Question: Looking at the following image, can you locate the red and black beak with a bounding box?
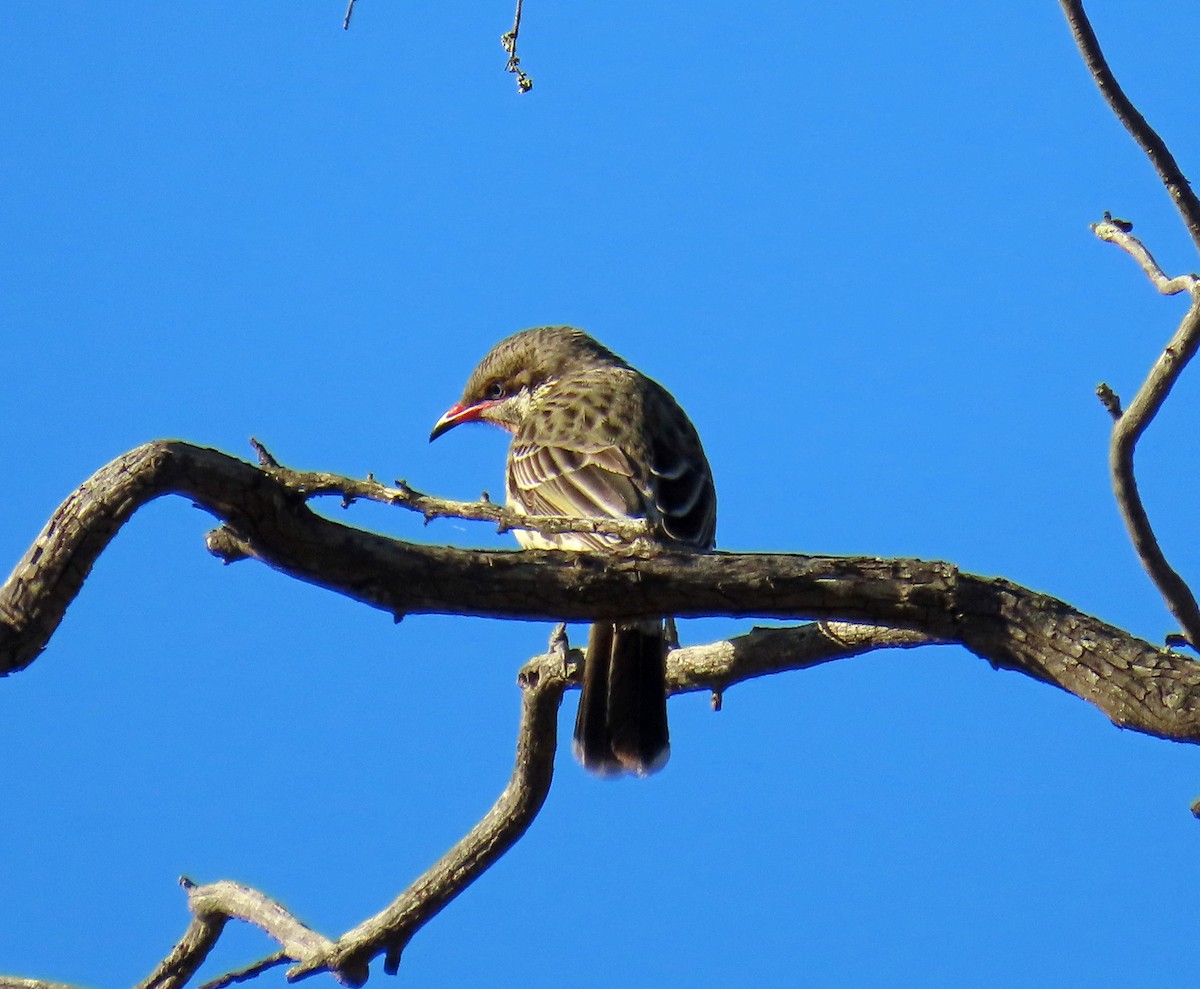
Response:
[429,401,488,442]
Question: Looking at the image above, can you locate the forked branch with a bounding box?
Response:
[1092,220,1200,647]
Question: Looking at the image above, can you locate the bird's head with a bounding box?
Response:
[430,326,625,441]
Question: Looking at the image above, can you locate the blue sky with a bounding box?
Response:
[4,2,1200,986]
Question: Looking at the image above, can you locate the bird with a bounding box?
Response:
[429,326,716,777]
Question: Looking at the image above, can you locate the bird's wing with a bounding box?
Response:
[506,370,716,552]
[644,386,717,550]
[507,440,645,550]
[648,432,716,549]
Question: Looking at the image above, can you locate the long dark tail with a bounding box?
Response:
[572,619,670,777]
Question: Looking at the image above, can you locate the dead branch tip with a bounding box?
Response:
[249,438,280,469]
[1096,382,1123,419]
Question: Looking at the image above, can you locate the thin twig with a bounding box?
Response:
[246,439,652,543]
[197,954,290,989]
[342,0,357,31]
[500,0,533,93]
[1060,0,1200,253]
[1092,220,1200,647]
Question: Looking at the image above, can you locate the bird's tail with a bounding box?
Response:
[573,619,670,777]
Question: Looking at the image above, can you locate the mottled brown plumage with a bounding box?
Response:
[431,326,716,775]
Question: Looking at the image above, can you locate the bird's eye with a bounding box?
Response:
[485,381,506,400]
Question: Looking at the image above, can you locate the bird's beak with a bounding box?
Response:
[430,401,485,442]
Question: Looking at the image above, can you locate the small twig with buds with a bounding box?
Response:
[500,0,533,93]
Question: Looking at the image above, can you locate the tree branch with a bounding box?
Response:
[197,953,290,989]
[245,441,652,544]
[1092,219,1200,648]
[1,441,1197,744]
[1060,0,1200,252]
[500,0,533,93]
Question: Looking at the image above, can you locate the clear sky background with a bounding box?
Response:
[4,2,1200,986]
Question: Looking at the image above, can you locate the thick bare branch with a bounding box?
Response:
[2,441,1196,742]
[1092,220,1200,647]
[1060,0,1200,251]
